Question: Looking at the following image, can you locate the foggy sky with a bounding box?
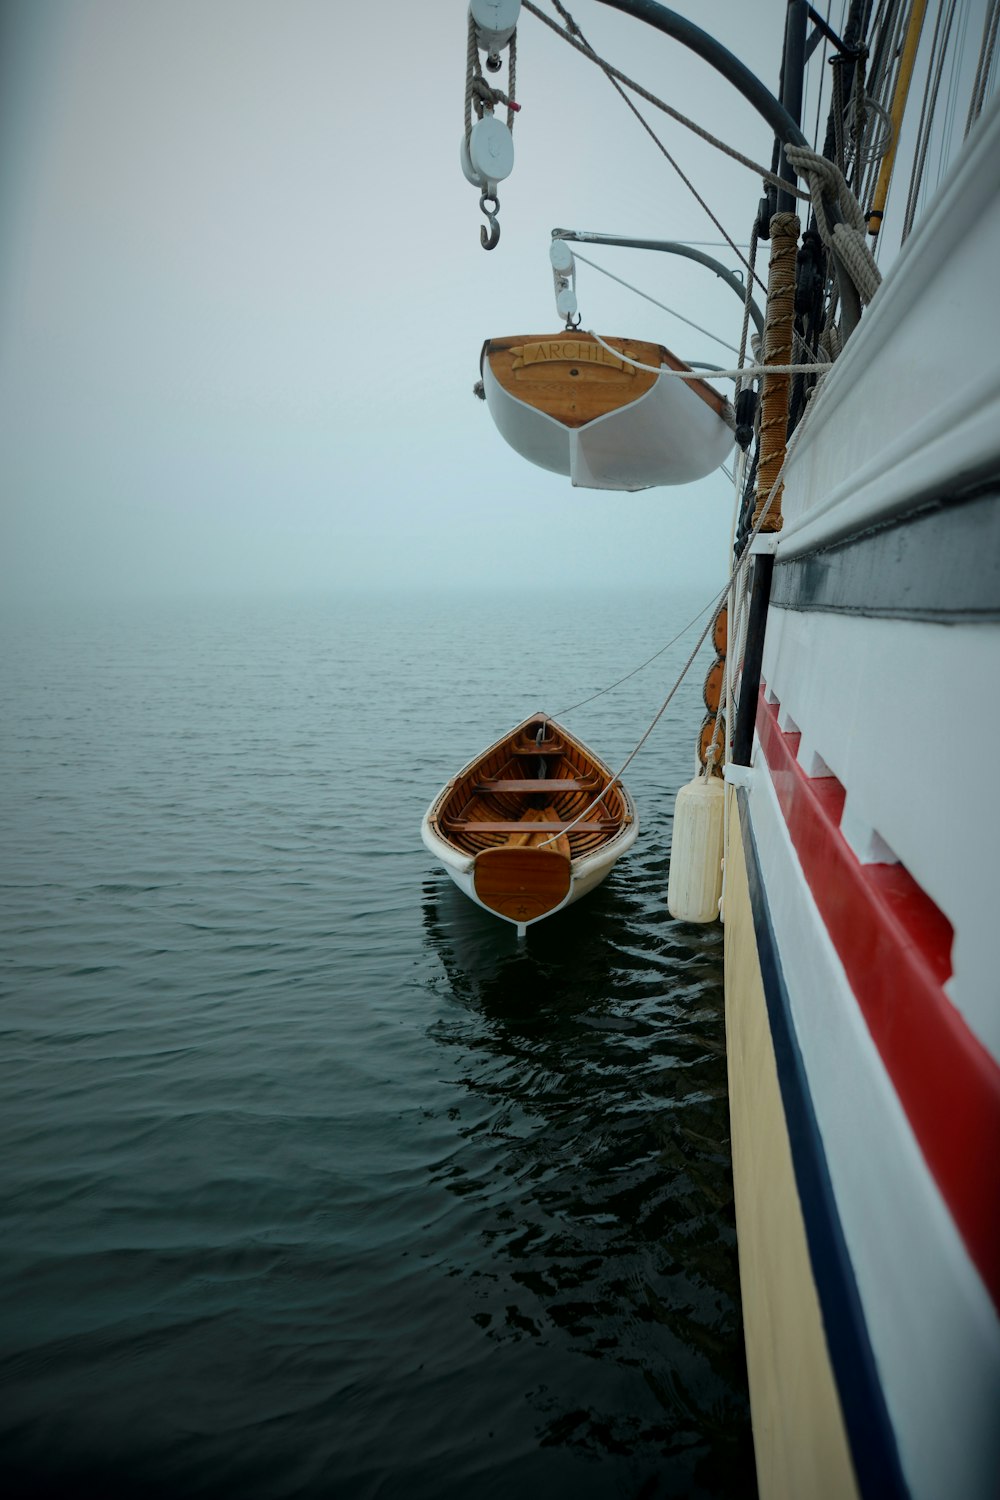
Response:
[0,1,982,604]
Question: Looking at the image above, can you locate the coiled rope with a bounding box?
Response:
[785,144,882,305]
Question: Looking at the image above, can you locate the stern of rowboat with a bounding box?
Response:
[473,845,572,928]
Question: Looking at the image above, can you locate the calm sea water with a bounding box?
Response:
[0,587,755,1500]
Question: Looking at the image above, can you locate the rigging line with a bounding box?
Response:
[538,549,750,844]
[735,226,760,399]
[525,0,812,202]
[902,0,959,240]
[538,382,827,848]
[569,249,741,354]
[586,329,832,380]
[985,1,1000,104]
[523,1,808,290]
[966,0,1000,133]
[811,0,835,150]
[934,0,966,188]
[537,0,770,296]
[937,0,971,177]
[857,0,896,220]
[553,595,718,718]
[539,573,734,843]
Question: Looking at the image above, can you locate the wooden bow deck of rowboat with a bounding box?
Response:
[421,712,638,934]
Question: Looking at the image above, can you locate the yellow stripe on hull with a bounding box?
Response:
[723,786,859,1500]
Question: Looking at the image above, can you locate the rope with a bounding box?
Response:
[508,26,517,131]
[785,143,882,304]
[858,0,908,226]
[465,14,477,148]
[553,596,718,718]
[536,391,823,849]
[830,220,882,302]
[901,0,959,241]
[568,249,741,355]
[537,579,734,843]
[537,1,770,297]
[965,0,1000,135]
[721,562,752,782]
[831,48,847,174]
[754,212,799,531]
[734,227,759,400]
[465,10,519,146]
[585,330,832,381]
[525,0,811,201]
[523,0,810,297]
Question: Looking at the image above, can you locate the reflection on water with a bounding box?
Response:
[422,865,755,1497]
[1,589,754,1499]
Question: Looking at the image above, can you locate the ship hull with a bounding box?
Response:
[723,95,1000,1500]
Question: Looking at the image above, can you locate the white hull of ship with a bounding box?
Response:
[723,95,1000,1500]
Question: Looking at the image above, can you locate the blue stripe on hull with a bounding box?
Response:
[736,788,910,1500]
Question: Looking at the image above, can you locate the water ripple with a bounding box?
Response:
[1,590,753,1500]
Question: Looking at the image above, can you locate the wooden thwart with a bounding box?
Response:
[474,778,598,793]
[445,818,618,833]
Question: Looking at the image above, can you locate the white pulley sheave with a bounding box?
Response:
[463,0,520,247]
[460,112,515,196]
[550,239,578,323]
[469,0,520,54]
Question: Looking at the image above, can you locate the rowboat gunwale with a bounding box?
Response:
[421,711,639,932]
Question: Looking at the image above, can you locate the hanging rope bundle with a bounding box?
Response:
[463,9,520,249]
[465,11,519,144]
[785,143,882,305]
[752,211,800,533]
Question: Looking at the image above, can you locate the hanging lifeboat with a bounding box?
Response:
[481,332,734,491]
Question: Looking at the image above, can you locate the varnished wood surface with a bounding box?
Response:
[486,333,658,428]
[474,778,598,794]
[504,804,570,858]
[444,819,618,834]
[474,845,572,924]
[485,332,728,425]
[429,713,633,863]
[703,658,725,715]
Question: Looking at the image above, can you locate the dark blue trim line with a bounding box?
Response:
[770,480,1000,622]
[737,789,911,1500]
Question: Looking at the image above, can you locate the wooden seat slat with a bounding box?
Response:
[445,818,619,834]
[473,778,597,793]
[511,743,565,756]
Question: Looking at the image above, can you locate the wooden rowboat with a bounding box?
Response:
[480,332,734,490]
[421,712,638,936]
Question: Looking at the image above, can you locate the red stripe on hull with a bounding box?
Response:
[756,688,1000,1311]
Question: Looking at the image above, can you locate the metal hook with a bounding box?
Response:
[479,192,500,251]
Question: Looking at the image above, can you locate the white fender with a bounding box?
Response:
[667,774,724,923]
